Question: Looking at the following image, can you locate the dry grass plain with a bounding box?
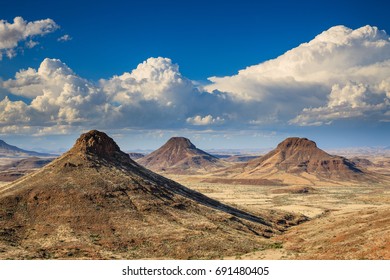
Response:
[167,169,390,260]
[1,154,389,260]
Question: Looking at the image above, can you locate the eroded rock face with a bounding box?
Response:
[69,130,128,161]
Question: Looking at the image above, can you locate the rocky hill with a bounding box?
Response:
[0,130,306,259]
[213,137,375,185]
[137,137,228,174]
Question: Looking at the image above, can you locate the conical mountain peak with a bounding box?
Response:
[68,130,126,161]
[137,136,227,174]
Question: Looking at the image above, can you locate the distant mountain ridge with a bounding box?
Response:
[128,152,145,160]
[0,139,50,157]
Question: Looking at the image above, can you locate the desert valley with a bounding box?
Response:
[0,130,389,260]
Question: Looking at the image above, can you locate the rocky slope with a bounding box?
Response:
[213,137,375,185]
[137,137,228,174]
[0,130,306,259]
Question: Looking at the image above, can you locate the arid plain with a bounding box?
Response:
[169,176,390,259]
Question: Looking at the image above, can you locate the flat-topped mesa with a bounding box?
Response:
[68,130,130,163]
[273,137,325,162]
[165,137,197,150]
[276,137,318,150]
[215,136,372,184]
[269,137,362,175]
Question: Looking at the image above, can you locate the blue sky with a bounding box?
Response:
[0,0,390,151]
[2,0,389,81]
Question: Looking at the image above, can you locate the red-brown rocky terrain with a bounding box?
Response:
[212,137,378,185]
[0,130,306,259]
[137,137,228,174]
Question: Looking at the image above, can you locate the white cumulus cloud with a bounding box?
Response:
[0,16,59,59]
[186,115,225,125]
[100,57,232,128]
[206,25,390,125]
[57,34,72,42]
[1,58,114,131]
[290,81,390,125]
[101,57,195,106]
[1,25,390,135]
[1,57,231,133]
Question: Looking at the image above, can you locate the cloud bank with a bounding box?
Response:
[0,25,389,135]
[0,17,59,59]
[206,25,390,126]
[0,57,230,134]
